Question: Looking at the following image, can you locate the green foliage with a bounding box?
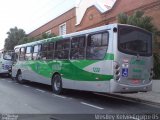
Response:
[4,26,57,50]
[4,27,26,50]
[41,33,57,39]
[117,10,160,79]
[18,33,57,45]
[153,53,160,79]
[117,13,128,24]
[17,37,34,45]
[118,11,157,32]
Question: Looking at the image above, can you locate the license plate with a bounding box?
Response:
[131,79,140,84]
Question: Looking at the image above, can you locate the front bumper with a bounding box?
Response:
[0,70,10,74]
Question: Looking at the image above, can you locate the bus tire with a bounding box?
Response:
[52,74,63,94]
[16,71,24,84]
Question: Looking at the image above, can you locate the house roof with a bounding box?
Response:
[75,0,116,25]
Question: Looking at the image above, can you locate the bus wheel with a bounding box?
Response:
[16,71,24,84]
[52,74,63,94]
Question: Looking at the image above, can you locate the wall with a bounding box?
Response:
[28,0,160,39]
[28,8,76,38]
[76,6,104,31]
[77,0,160,31]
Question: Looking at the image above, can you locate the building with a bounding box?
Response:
[28,0,160,39]
[28,0,116,38]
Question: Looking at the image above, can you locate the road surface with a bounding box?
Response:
[0,77,159,120]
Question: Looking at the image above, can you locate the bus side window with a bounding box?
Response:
[33,45,41,60]
[86,32,109,60]
[47,42,54,59]
[19,47,26,61]
[14,48,20,61]
[55,39,70,59]
[25,46,32,61]
[41,43,48,60]
[70,36,85,59]
[41,42,54,60]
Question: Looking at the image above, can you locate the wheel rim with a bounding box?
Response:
[54,76,61,91]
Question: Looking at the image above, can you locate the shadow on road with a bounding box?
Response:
[12,79,142,113]
[0,77,160,114]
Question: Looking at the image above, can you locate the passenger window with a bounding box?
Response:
[14,48,20,61]
[41,43,48,60]
[86,32,109,59]
[102,33,108,45]
[41,42,55,60]
[33,45,41,60]
[55,39,70,59]
[48,42,54,59]
[25,46,32,60]
[70,36,85,59]
[33,45,39,53]
[19,47,26,61]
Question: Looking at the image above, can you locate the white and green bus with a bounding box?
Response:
[11,24,153,94]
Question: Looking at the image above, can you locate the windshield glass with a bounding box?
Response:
[118,25,152,56]
[3,51,12,60]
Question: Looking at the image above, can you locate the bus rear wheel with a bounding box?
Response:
[16,71,24,84]
[52,74,63,94]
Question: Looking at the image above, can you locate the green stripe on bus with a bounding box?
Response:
[105,53,114,60]
[70,53,114,69]
[16,53,114,81]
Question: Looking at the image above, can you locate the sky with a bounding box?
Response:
[0,0,76,50]
[0,0,115,50]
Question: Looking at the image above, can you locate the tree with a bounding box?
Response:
[41,33,57,39]
[18,37,30,45]
[20,33,57,44]
[117,11,160,78]
[4,27,57,50]
[118,11,157,32]
[4,27,26,50]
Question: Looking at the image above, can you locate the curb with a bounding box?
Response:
[110,93,160,107]
[97,93,160,107]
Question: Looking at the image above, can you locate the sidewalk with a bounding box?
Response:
[111,80,160,106]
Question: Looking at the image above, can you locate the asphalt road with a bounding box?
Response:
[0,77,160,120]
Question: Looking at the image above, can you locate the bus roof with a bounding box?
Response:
[14,23,150,49]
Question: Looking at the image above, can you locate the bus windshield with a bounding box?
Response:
[3,52,12,60]
[118,25,152,56]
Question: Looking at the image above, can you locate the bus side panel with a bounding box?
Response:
[74,80,110,92]
[72,29,114,93]
[62,60,113,92]
[23,60,51,85]
[24,70,51,85]
[12,60,51,85]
